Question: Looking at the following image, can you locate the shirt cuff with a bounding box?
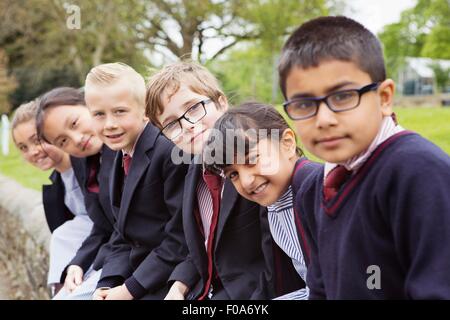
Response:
[124,276,147,299]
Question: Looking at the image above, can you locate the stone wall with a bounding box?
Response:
[0,174,50,299]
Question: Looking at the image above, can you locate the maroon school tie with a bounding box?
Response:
[323,165,351,201]
[391,112,398,125]
[86,154,100,193]
[198,170,222,300]
[123,154,132,176]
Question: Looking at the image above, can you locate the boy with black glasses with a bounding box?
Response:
[279,16,450,299]
[145,61,303,300]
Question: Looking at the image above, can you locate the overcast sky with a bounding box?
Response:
[344,0,416,34]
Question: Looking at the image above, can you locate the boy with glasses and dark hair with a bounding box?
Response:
[279,16,450,299]
[145,61,302,300]
[283,83,380,120]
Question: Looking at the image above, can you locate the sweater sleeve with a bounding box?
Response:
[301,204,326,300]
[380,144,450,299]
[294,160,326,299]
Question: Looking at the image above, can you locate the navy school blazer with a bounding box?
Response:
[98,123,189,299]
[168,159,305,300]
[61,144,123,281]
[42,170,74,233]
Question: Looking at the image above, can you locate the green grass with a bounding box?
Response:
[394,107,450,154]
[0,138,51,190]
[1,107,449,190]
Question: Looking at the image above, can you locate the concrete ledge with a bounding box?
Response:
[0,174,50,299]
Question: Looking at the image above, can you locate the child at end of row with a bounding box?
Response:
[11,100,93,297]
[279,15,450,299]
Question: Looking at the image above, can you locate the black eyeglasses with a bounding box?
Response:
[283,82,380,120]
[161,99,212,140]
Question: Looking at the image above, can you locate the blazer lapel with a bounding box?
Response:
[109,151,124,218]
[95,146,116,226]
[48,170,59,184]
[183,161,208,274]
[214,179,238,251]
[70,155,87,193]
[117,124,158,234]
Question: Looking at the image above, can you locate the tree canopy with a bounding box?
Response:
[379,0,450,78]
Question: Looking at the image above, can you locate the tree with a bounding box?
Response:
[0,0,148,106]
[379,0,450,78]
[421,25,450,59]
[210,45,275,104]
[209,0,339,104]
[1,0,341,107]
[430,62,450,93]
[136,0,334,63]
[0,49,17,114]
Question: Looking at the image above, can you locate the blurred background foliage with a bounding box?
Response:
[1,0,449,110]
[0,0,449,189]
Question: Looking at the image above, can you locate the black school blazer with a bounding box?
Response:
[168,160,301,300]
[62,144,120,280]
[101,123,189,298]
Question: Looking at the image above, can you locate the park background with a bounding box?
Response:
[0,0,448,299]
[0,0,449,189]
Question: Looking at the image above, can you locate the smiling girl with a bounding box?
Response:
[35,87,117,299]
[12,100,93,296]
[204,102,323,299]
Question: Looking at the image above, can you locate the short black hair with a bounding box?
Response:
[278,16,386,99]
[36,87,85,142]
[203,102,302,175]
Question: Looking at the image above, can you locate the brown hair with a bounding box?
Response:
[203,102,302,174]
[36,87,85,142]
[278,16,386,99]
[146,60,226,129]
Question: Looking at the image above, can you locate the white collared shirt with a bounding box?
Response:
[267,185,309,300]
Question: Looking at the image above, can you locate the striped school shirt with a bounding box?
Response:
[267,185,309,300]
[196,173,225,248]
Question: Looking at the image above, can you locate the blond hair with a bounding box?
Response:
[145,60,225,129]
[85,62,146,107]
[11,100,39,144]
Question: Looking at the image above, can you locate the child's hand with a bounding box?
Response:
[93,287,110,300]
[164,281,188,300]
[64,265,84,293]
[104,284,134,300]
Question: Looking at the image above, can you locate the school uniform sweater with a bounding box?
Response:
[294,132,450,299]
